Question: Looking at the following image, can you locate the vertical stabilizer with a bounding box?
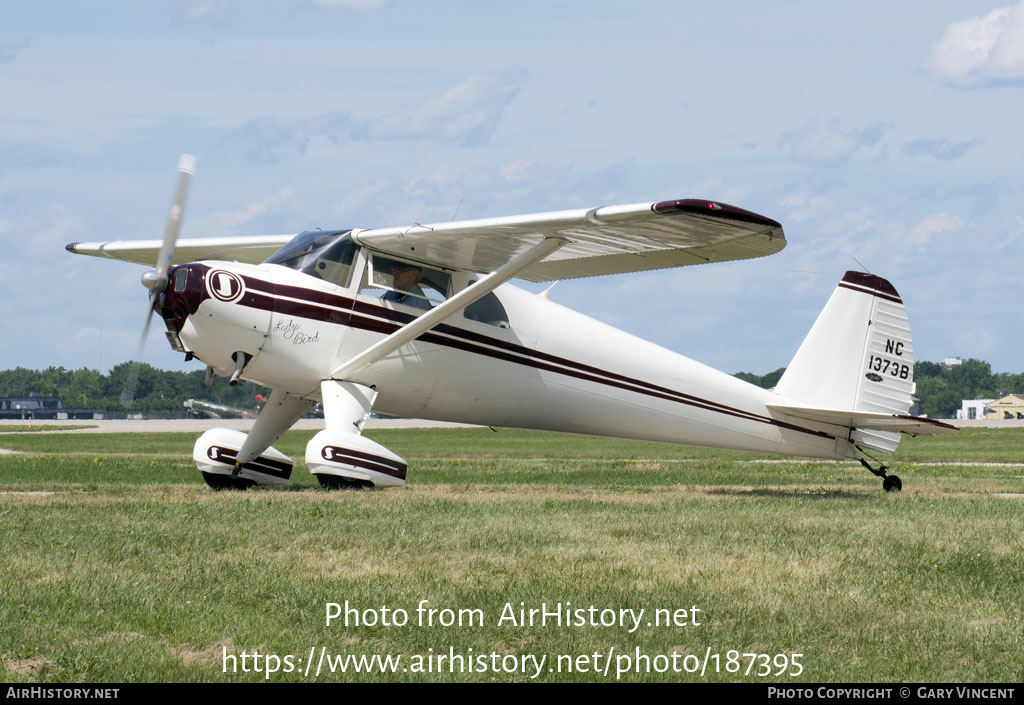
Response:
[775,272,915,452]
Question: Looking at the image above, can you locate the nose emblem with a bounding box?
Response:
[207,270,244,303]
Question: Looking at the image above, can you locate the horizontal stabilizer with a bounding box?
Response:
[766,403,957,436]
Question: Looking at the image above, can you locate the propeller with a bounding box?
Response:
[120,154,196,407]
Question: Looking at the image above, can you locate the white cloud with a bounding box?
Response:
[0,142,63,173]
[687,176,750,207]
[371,67,529,146]
[779,194,826,223]
[0,38,31,64]
[778,119,891,165]
[165,0,235,27]
[903,137,981,161]
[203,187,297,231]
[328,158,631,228]
[31,206,90,257]
[307,0,391,9]
[925,2,1024,86]
[907,213,963,245]
[233,68,528,161]
[499,158,533,181]
[955,328,996,354]
[994,215,1024,250]
[233,111,357,162]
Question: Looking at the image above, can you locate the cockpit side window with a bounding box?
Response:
[463,285,510,328]
[359,253,451,312]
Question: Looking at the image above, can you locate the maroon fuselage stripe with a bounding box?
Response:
[229,275,836,442]
[249,276,793,421]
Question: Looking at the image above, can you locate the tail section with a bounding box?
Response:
[774,271,932,453]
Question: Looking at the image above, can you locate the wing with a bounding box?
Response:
[65,235,296,267]
[352,199,785,282]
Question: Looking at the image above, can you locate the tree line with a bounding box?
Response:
[734,359,1023,419]
[0,363,269,415]
[0,359,1019,419]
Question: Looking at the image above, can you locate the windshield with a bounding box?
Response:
[265,230,356,288]
[265,230,352,269]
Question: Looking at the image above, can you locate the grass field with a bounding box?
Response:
[0,427,1021,683]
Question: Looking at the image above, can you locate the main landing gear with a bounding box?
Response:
[858,457,902,492]
[192,382,407,491]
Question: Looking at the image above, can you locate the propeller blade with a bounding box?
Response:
[153,154,196,289]
[119,298,156,407]
[120,154,196,408]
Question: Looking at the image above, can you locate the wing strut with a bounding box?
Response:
[331,237,567,380]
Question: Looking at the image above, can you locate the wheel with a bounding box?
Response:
[317,474,374,490]
[882,475,902,492]
[202,472,255,491]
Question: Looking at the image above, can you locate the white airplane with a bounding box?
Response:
[67,155,955,492]
[184,398,257,419]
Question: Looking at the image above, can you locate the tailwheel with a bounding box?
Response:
[882,475,902,493]
[202,472,255,491]
[317,474,374,490]
[858,457,902,492]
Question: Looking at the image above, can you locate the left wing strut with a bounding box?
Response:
[331,237,567,380]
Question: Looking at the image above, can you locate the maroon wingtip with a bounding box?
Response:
[65,242,80,253]
[652,199,782,229]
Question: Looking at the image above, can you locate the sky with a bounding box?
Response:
[1,1,1022,377]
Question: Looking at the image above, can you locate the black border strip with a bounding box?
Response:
[208,446,293,480]
[324,445,407,472]
[322,446,408,480]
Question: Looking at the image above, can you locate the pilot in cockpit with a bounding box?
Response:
[382,263,431,310]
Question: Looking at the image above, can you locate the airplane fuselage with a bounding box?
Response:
[164,252,856,462]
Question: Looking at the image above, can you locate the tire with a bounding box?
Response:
[317,474,374,490]
[202,472,255,491]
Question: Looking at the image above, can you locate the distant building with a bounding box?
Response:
[942,357,964,369]
[0,394,105,420]
[957,399,994,420]
[984,394,1024,420]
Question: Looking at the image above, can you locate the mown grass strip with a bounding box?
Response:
[0,427,1020,682]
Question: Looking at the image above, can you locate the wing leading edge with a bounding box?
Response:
[65,235,296,267]
[66,198,784,280]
